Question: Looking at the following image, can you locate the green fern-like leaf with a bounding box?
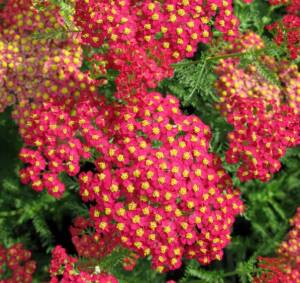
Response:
[173,55,218,106]
[253,59,281,86]
[32,215,54,251]
[180,260,224,283]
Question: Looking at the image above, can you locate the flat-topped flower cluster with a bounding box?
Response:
[215,32,300,182]
[0,0,299,279]
[75,0,239,100]
[0,243,36,283]
[0,0,95,113]
[49,245,118,283]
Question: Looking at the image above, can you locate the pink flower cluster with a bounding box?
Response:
[215,32,282,113]
[225,96,299,182]
[267,0,300,59]
[49,245,118,283]
[254,208,300,283]
[70,216,139,272]
[277,207,300,282]
[0,0,97,113]
[0,0,245,273]
[17,88,243,270]
[225,31,265,53]
[216,33,300,114]
[253,257,288,283]
[215,33,300,182]
[215,59,281,114]
[0,243,36,283]
[17,92,99,198]
[79,92,243,272]
[70,216,118,259]
[279,63,300,114]
[75,0,240,101]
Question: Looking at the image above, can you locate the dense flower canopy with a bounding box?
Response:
[0,243,36,283]
[0,0,299,282]
[75,0,240,101]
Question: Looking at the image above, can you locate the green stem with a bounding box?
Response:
[206,51,248,61]
[223,271,238,277]
[172,50,260,67]
[235,0,244,8]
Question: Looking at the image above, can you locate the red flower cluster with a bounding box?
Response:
[76,0,239,49]
[267,0,300,59]
[108,45,174,99]
[75,0,240,100]
[70,216,139,272]
[215,33,300,182]
[17,88,243,271]
[49,245,118,283]
[1,0,244,273]
[277,207,300,282]
[254,208,300,283]
[225,96,299,182]
[0,0,97,113]
[122,252,139,271]
[17,92,99,197]
[285,0,300,14]
[268,0,300,13]
[279,63,300,114]
[253,257,287,283]
[70,216,118,259]
[76,92,243,271]
[268,0,289,5]
[0,243,36,283]
[215,32,281,113]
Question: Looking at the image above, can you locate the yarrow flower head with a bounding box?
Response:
[73,91,244,272]
[74,0,240,101]
[215,32,300,182]
[215,32,282,112]
[279,63,300,114]
[70,216,118,259]
[266,0,300,59]
[4,1,246,273]
[16,91,101,197]
[49,245,118,283]
[0,0,98,112]
[277,207,300,281]
[16,87,243,271]
[226,31,265,53]
[0,243,36,283]
[225,96,299,182]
